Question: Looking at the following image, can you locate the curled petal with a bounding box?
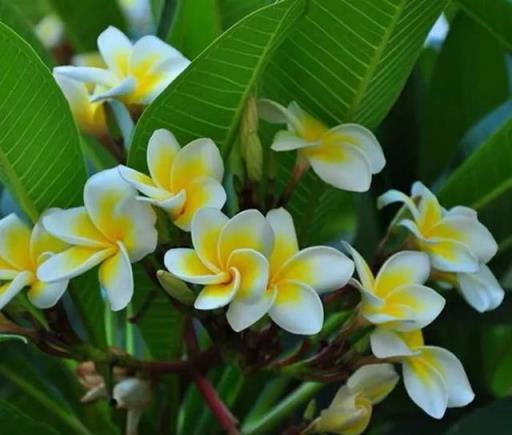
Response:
[305,142,372,192]
[164,248,227,285]
[53,66,118,87]
[325,124,385,174]
[194,271,240,310]
[227,249,269,304]
[226,288,276,332]
[257,99,302,132]
[99,243,133,311]
[270,130,317,152]
[218,209,274,267]
[147,129,181,189]
[457,265,505,312]
[28,279,69,309]
[343,242,375,291]
[370,328,418,359]
[0,272,34,310]
[90,77,136,102]
[374,251,430,297]
[269,280,323,335]
[347,363,399,404]
[275,246,354,294]
[171,138,224,192]
[37,246,115,283]
[377,189,420,220]
[118,166,171,200]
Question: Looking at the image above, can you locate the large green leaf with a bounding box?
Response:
[0,0,52,65]
[167,0,222,59]
[260,0,446,244]
[128,0,307,168]
[439,117,512,252]
[0,400,59,435]
[419,12,509,182]
[218,0,270,29]
[443,400,512,435]
[457,0,512,50]
[0,22,86,220]
[49,0,127,52]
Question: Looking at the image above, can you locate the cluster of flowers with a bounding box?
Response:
[1,26,505,434]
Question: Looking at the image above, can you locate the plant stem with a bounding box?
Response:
[241,382,324,435]
[157,0,177,39]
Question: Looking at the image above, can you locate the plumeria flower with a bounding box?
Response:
[37,168,157,311]
[35,14,64,49]
[226,208,354,334]
[258,99,385,192]
[119,0,154,35]
[309,364,399,435]
[436,266,505,313]
[119,129,226,231]
[164,208,273,327]
[345,245,445,331]
[54,26,190,106]
[378,182,497,273]
[371,329,474,419]
[54,73,108,136]
[0,214,68,310]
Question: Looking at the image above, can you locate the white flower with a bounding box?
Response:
[226,208,354,334]
[378,182,497,273]
[258,99,385,192]
[164,208,273,320]
[37,168,157,311]
[371,329,474,419]
[345,245,445,331]
[311,364,399,435]
[119,129,226,231]
[35,14,64,49]
[0,214,68,310]
[54,26,190,105]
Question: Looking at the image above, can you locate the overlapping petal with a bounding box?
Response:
[226,288,276,332]
[266,208,299,277]
[194,271,240,310]
[98,243,133,311]
[0,271,34,310]
[147,129,180,189]
[456,265,505,312]
[0,214,32,271]
[97,26,132,76]
[164,248,227,285]
[28,279,69,309]
[191,208,228,272]
[347,363,399,405]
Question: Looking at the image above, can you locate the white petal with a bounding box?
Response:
[118,165,172,200]
[37,246,114,282]
[347,363,399,404]
[130,35,185,72]
[342,242,375,291]
[257,99,302,132]
[218,209,274,267]
[194,271,240,310]
[171,138,224,192]
[370,328,418,359]
[457,265,505,312]
[53,66,118,87]
[147,129,181,189]
[90,77,136,102]
[164,248,226,285]
[421,346,474,408]
[0,272,33,310]
[402,356,448,419]
[270,130,317,152]
[266,208,299,276]
[325,124,385,173]
[226,288,276,332]
[28,279,69,309]
[227,249,269,303]
[269,280,324,335]
[377,190,420,220]
[97,26,133,76]
[191,208,228,272]
[423,239,480,273]
[306,143,373,192]
[0,214,32,270]
[374,251,430,297]
[275,246,354,294]
[42,207,110,248]
[99,243,133,311]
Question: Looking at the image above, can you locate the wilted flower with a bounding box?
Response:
[371,329,474,419]
[258,99,385,192]
[0,214,68,310]
[54,26,190,106]
[309,364,399,435]
[37,168,157,311]
[346,245,445,331]
[164,208,273,326]
[378,182,497,273]
[227,208,354,334]
[119,129,226,231]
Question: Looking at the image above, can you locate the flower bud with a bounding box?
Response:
[157,270,196,305]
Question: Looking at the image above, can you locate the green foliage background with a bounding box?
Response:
[0,0,511,434]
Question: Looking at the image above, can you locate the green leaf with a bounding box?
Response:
[168,0,222,59]
[419,12,509,182]
[0,0,53,66]
[128,0,307,168]
[217,0,271,29]
[0,400,59,435]
[482,325,512,397]
[443,400,512,435]
[0,22,87,221]
[49,0,127,52]
[0,333,27,344]
[439,117,512,252]
[457,0,512,50]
